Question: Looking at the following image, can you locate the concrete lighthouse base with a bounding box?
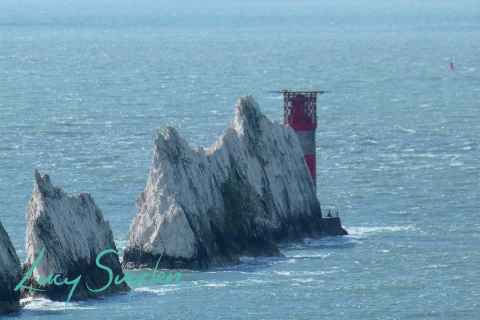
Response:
[321,217,348,236]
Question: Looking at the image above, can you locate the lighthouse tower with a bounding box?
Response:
[282,90,323,188]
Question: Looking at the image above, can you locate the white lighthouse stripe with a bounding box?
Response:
[294,130,316,155]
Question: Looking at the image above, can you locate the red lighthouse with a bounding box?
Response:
[283,90,325,188]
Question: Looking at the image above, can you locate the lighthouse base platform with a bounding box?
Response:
[321,217,348,236]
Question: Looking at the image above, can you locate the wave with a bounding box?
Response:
[203,283,228,288]
[235,279,271,286]
[237,255,286,268]
[21,297,95,312]
[348,225,416,237]
[134,286,178,295]
[285,252,331,259]
[359,139,379,146]
[300,236,360,249]
[291,278,316,284]
[395,125,417,134]
[188,280,231,288]
[274,270,336,277]
[450,161,464,167]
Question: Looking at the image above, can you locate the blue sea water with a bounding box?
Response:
[0,0,479,319]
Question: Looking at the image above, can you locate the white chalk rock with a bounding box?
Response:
[0,222,21,314]
[124,97,331,269]
[24,171,129,300]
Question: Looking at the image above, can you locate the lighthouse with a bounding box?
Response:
[282,90,325,188]
[281,90,348,235]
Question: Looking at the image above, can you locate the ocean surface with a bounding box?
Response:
[1,0,479,319]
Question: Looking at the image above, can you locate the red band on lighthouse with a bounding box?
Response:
[283,91,318,187]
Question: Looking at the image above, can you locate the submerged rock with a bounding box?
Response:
[23,171,129,301]
[0,222,21,314]
[124,96,345,269]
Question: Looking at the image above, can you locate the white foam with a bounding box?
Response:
[238,255,284,266]
[286,252,331,259]
[21,297,95,311]
[237,279,270,285]
[134,286,178,295]
[291,278,315,283]
[203,283,228,288]
[274,270,336,277]
[395,125,417,134]
[348,225,416,237]
[187,280,230,288]
[363,139,378,145]
[300,270,337,276]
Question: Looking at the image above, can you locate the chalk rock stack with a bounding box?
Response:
[24,171,129,301]
[124,96,332,269]
[0,222,21,314]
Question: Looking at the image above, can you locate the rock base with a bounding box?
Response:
[321,217,348,236]
[21,254,129,301]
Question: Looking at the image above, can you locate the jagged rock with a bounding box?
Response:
[124,96,345,269]
[0,222,21,314]
[23,171,129,301]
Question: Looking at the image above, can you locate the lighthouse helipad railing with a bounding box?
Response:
[321,204,340,219]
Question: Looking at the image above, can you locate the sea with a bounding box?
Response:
[0,0,479,319]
